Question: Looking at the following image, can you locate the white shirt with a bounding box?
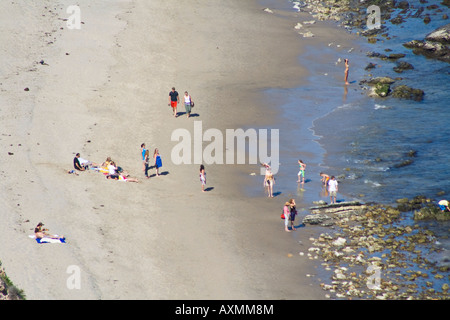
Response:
[108,164,117,175]
[328,179,338,192]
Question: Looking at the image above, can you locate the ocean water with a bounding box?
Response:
[258,0,450,205]
[252,0,450,294]
[254,2,450,205]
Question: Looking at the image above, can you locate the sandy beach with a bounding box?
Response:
[0,0,360,300]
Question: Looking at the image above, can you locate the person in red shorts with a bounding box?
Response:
[168,87,180,117]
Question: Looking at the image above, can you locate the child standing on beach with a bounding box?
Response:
[328,176,338,204]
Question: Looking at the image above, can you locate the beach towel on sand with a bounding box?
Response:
[29,235,66,244]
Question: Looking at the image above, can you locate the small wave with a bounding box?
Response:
[374,104,392,110]
[346,173,360,180]
[364,179,382,187]
[337,103,355,110]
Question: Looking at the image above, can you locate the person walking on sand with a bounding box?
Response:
[328,176,338,204]
[344,58,350,85]
[199,164,206,192]
[168,87,180,117]
[297,159,306,185]
[154,148,162,176]
[283,202,291,232]
[183,91,194,118]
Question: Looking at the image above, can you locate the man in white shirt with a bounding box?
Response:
[328,176,338,204]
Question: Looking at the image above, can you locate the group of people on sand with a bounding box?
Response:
[140,143,162,178]
[260,159,341,232]
[168,87,194,118]
[70,153,139,182]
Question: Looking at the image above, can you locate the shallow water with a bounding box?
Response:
[252,0,450,297]
[252,0,450,216]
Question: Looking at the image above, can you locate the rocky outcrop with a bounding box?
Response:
[391,84,425,101]
[393,61,414,73]
[361,77,424,101]
[403,23,450,63]
[304,198,450,299]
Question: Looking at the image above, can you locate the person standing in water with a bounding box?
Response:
[265,168,275,198]
[319,172,330,186]
[297,160,306,186]
[344,58,350,85]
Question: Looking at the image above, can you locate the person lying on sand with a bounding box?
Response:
[106,174,139,182]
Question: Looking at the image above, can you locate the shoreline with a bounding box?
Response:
[0,0,376,300]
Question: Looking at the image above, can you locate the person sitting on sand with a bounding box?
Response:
[73,153,87,171]
[102,157,112,167]
[106,161,119,179]
[34,222,64,240]
[438,200,449,212]
[78,155,99,169]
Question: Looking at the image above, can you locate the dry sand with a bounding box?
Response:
[0,0,358,300]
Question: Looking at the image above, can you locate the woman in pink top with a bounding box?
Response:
[283,202,291,232]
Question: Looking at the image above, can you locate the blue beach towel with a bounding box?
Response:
[29,235,66,244]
